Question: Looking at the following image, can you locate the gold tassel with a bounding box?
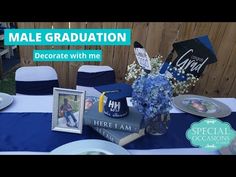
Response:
[99,92,106,112]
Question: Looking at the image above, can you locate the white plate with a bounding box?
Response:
[0,92,14,110]
[50,139,130,155]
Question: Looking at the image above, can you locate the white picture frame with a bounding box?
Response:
[52,88,85,134]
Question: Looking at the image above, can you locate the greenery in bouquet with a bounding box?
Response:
[125,55,199,95]
[131,74,173,120]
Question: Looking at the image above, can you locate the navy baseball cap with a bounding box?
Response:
[95,83,132,118]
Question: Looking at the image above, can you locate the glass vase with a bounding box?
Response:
[145,113,170,135]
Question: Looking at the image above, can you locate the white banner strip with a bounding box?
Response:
[2,96,236,113]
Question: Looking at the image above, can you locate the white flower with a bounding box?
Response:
[125,55,199,95]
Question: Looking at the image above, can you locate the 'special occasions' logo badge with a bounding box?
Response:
[186,118,236,151]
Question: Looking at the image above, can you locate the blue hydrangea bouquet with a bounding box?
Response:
[131,74,173,121]
[125,55,198,135]
[131,73,173,135]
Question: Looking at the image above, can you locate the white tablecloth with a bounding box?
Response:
[1,95,236,155]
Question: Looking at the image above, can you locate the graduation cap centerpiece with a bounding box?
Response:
[95,83,132,118]
[160,35,217,79]
[126,36,216,96]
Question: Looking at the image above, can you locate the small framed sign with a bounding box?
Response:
[134,41,151,71]
[52,88,85,134]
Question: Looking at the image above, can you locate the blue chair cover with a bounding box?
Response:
[77,70,116,87]
[16,80,59,95]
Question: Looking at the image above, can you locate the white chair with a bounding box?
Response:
[15,66,59,95]
[76,65,116,97]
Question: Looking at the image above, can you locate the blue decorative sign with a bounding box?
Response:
[186,118,236,151]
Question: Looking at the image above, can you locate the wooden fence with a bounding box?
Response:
[17,22,236,97]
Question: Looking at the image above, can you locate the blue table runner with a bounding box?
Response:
[0,112,235,151]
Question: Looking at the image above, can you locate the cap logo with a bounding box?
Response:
[108,100,121,112]
[95,83,132,118]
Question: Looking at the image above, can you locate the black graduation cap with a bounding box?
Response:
[95,83,132,119]
[169,35,217,77]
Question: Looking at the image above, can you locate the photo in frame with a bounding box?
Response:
[52,88,85,134]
